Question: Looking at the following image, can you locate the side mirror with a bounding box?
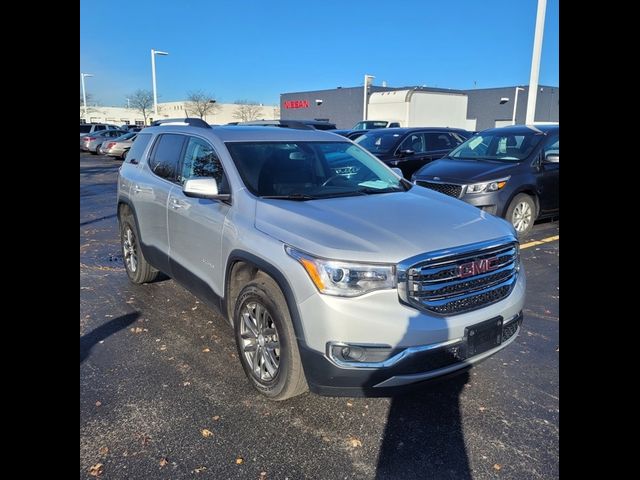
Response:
[545,153,559,163]
[391,167,404,178]
[183,178,230,201]
[398,149,415,157]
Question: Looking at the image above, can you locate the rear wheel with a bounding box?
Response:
[119,214,160,284]
[233,275,308,400]
[506,193,536,237]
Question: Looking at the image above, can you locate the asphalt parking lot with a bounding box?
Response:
[80,152,559,480]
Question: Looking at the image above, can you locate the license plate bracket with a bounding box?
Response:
[465,316,503,358]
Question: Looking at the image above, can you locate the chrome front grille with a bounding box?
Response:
[398,237,519,315]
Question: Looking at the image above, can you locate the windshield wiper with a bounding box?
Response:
[358,187,404,195]
[260,193,317,201]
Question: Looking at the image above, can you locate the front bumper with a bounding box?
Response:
[300,312,522,396]
[460,190,510,217]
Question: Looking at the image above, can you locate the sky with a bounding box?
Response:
[80,0,559,107]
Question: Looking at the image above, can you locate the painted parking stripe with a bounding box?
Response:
[520,235,559,250]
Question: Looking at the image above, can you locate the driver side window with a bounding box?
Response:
[398,133,426,153]
[180,137,229,194]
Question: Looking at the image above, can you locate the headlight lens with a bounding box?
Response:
[466,177,510,194]
[285,246,396,297]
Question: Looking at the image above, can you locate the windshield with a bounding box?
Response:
[225,141,406,199]
[354,131,402,154]
[80,125,91,133]
[352,121,388,130]
[449,130,545,161]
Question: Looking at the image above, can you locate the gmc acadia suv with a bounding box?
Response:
[117,119,526,400]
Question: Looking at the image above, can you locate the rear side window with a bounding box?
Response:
[80,125,91,133]
[125,133,152,164]
[95,125,106,131]
[148,134,185,182]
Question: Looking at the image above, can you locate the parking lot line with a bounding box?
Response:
[520,235,559,250]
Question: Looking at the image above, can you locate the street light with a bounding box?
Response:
[512,87,525,125]
[81,73,94,123]
[151,49,169,116]
[362,74,375,121]
[525,0,547,124]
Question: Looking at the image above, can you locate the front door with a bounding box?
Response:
[538,135,559,214]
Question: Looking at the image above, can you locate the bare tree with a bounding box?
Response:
[185,90,221,119]
[129,89,154,125]
[233,100,263,122]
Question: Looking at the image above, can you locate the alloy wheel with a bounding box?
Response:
[239,301,280,382]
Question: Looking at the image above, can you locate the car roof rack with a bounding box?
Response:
[150,118,211,129]
[238,120,313,130]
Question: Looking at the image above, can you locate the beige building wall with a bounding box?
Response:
[81,101,280,126]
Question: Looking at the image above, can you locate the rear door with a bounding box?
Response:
[395,132,431,178]
[167,135,231,300]
[130,133,186,273]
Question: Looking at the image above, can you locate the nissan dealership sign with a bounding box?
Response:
[284,100,309,109]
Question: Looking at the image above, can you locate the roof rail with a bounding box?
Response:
[238,120,313,130]
[150,118,211,129]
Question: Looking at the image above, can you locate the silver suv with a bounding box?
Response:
[117,119,526,400]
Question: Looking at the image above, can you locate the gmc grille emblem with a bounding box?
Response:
[458,257,500,278]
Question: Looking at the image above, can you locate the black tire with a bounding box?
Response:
[119,214,160,284]
[233,275,308,400]
[121,149,129,160]
[505,193,536,238]
[91,146,99,155]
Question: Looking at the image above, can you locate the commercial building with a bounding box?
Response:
[80,101,280,126]
[280,84,559,130]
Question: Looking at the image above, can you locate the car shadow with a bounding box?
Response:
[80,312,140,363]
[376,371,471,479]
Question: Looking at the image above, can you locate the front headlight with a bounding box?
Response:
[466,177,510,194]
[285,246,396,297]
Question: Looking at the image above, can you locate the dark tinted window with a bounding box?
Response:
[148,134,185,181]
[450,132,467,144]
[80,125,91,133]
[310,123,336,130]
[544,135,559,155]
[180,137,229,194]
[95,125,106,131]
[425,132,455,151]
[355,131,403,154]
[125,133,152,164]
[398,133,427,153]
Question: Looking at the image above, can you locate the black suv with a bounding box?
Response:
[354,127,472,178]
[412,124,559,236]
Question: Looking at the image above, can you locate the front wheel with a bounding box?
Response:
[233,275,308,400]
[505,193,536,237]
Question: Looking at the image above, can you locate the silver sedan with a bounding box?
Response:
[99,132,138,159]
[80,129,128,154]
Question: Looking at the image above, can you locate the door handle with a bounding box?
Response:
[133,184,142,193]
[170,198,185,209]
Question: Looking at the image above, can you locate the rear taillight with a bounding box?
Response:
[107,142,116,148]
[85,136,95,141]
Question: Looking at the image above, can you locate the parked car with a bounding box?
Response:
[333,121,402,141]
[351,120,401,130]
[80,129,128,154]
[80,123,119,137]
[100,132,137,159]
[121,125,143,133]
[239,119,337,130]
[412,124,559,237]
[354,127,472,178]
[117,122,525,400]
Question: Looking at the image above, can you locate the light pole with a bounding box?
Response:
[81,73,94,122]
[512,87,525,125]
[125,98,130,109]
[525,0,547,124]
[151,49,169,116]
[363,74,375,121]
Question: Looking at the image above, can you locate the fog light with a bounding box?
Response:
[329,342,394,365]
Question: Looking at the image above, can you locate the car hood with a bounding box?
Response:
[414,158,517,183]
[254,188,513,263]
